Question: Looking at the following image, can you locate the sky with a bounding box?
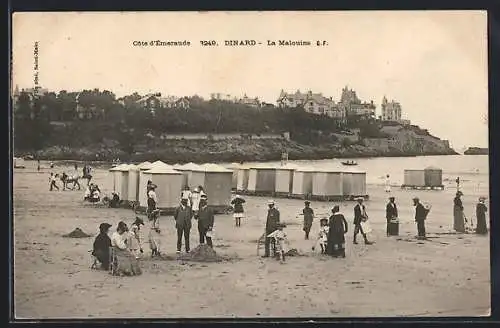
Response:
[12,11,488,149]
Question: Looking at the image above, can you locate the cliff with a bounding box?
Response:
[464,147,488,155]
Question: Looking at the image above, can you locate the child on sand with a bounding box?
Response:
[312,218,329,254]
[267,223,288,263]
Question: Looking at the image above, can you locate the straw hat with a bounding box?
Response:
[412,196,419,201]
[355,197,364,201]
[133,217,144,226]
[268,199,275,205]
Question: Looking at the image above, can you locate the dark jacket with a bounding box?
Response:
[197,205,215,229]
[454,197,463,210]
[386,202,398,220]
[354,204,367,225]
[174,205,193,229]
[92,232,111,263]
[266,207,280,233]
[231,198,246,213]
[415,203,429,221]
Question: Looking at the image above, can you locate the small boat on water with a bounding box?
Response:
[341,160,358,166]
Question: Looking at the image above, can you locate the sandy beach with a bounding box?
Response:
[13,166,490,319]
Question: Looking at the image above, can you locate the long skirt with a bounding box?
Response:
[303,219,313,233]
[326,232,346,257]
[453,206,465,233]
[476,214,488,234]
[111,248,142,276]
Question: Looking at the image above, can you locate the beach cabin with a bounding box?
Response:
[141,165,184,209]
[247,164,277,194]
[108,164,130,199]
[174,162,204,189]
[312,167,344,200]
[194,164,233,209]
[292,167,315,198]
[403,169,426,188]
[342,166,367,198]
[236,164,251,192]
[226,163,243,190]
[13,157,26,168]
[275,164,297,195]
[127,164,140,202]
[424,166,443,188]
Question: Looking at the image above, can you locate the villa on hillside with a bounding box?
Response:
[237,94,261,108]
[338,86,376,120]
[276,89,344,118]
[135,93,190,114]
[380,96,411,125]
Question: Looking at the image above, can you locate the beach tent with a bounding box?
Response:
[109,164,130,199]
[247,164,277,193]
[191,164,233,207]
[275,163,298,194]
[292,167,316,197]
[127,164,140,202]
[342,166,367,197]
[236,164,251,192]
[404,169,426,187]
[13,157,26,168]
[174,162,204,189]
[424,166,443,187]
[312,167,344,198]
[141,165,184,209]
[226,162,243,189]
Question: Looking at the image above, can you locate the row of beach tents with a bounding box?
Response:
[108,161,369,211]
[227,163,367,200]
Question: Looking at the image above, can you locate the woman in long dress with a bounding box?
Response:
[326,205,348,258]
[475,196,488,234]
[110,221,142,276]
[453,191,465,233]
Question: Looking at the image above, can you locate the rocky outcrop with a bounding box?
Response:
[464,147,488,155]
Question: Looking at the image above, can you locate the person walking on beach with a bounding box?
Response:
[302,201,314,240]
[386,197,398,237]
[353,197,373,245]
[475,196,488,235]
[385,174,391,193]
[197,195,214,247]
[326,205,349,258]
[231,194,246,227]
[263,200,280,258]
[453,191,465,233]
[49,173,59,191]
[37,160,41,172]
[413,197,430,239]
[174,198,193,254]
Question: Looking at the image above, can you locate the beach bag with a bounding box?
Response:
[360,221,372,234]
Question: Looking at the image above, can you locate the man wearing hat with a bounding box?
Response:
[196,195,215,247]
[413,197,430,239]
[174,198,193,253]
[302,201,314,240]
[92,223,112,270]
[263,200,280,258]
[386,196,399,237]
[353,197,373,245]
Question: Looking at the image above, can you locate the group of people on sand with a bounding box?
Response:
[453,191,489,235]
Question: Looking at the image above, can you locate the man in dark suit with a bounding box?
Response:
[196,195,214,247]
[386,196,398,236]
[413,197,430,239]
[353,197,373,245]
[174,198,193,253]
[263,200,280,257]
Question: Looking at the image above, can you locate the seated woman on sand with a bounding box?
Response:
[110,221,142,276]
[92,223,112,270]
